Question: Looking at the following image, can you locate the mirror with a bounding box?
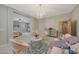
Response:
[13,19,31,33]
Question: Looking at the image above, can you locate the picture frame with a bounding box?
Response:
[47,28,57,37]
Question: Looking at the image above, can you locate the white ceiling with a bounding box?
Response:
[4,4,76,19]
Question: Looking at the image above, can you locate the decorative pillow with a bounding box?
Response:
[53,38,60,41]
[64,36,79,45]
[50,47,62,54]
[64,34,72,38]
[71,43,79,53]
[71,43,79,48]
[49,40,68,49]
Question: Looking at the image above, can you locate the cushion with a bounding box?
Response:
[64,36,79,45]
[50,47,62,54]
[71,43,79,53]
[64,34,72,38]
[49,40,68,49]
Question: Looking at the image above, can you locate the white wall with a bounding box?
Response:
[38,5,79,37]
[38,13,72,35]
[0,5,8,45]
[7,7,34,43]
[71,5,79,37]
[7,8,14,40]
[32,18,39,33]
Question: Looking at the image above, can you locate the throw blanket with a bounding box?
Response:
[27,40,49,54]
